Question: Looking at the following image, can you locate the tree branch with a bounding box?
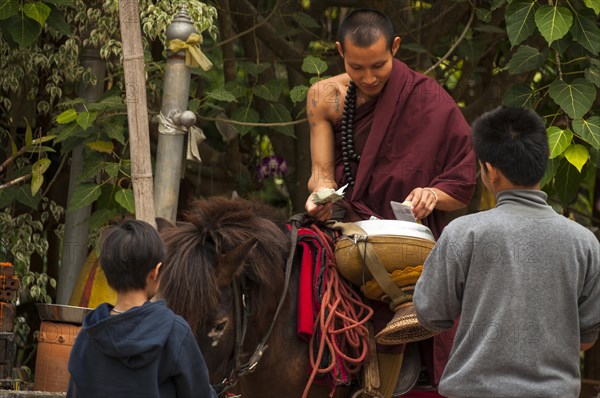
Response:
[424,5,475,75]
[0,174,32,190]
[228,0,306,72]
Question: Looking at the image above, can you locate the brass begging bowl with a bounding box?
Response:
[36,303,93,324]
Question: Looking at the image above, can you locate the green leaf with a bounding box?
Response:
[16,184,41,209]
[573,117,600,150]
[231,107,259,136]
[253,80,283,102]
[46,5,71,35]
[550,38,571,56]
[570,9,600,54]
[103,122,126,145]
[89,208,117,229]
[291,11,320,29]
[6,14,41,47]
[506,45,546,74]
[206,87,237,103]
[302,56,328,75]
[86,140,114,153]
[535,5,573,44]
[564,144,589,172]
[87,95,125,111]
[540,157,559,188]
[585,64,600,87]
[476,8,492,23]
[505,0,537,46]
[502,84,535,107]
[0,0,18,20]
[547,126,573,159]
[23,2,51,25]
[31,135,57,145]
[104,162,119,178]
[554,158,583,206]
[548,78,596,119]
[69,183,102,210]
[56,109,77,124]
[25,145,55,153]
[590,147,600,168]
[32,158,51,175]
[53,123,83,144]
[30,158,51,196]
[264,103,294,137]
[225,81,249,98]
[115,189,135,214]
[76,111,97,130]
[25,122,33,147]
[290,85,309,104]
[583,0,600,15]
[244,62,271,78]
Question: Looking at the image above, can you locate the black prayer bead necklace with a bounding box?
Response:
[341,81,360,186]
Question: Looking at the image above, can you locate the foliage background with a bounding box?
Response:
[0,0,599,381]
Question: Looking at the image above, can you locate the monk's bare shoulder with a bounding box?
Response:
[307,74,351,125]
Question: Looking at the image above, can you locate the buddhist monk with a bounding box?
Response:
[304,8,477,398]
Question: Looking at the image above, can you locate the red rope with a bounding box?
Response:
[302,226,374,398]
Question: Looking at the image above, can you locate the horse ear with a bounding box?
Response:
[218,237,259,286]
[156,217,175,232]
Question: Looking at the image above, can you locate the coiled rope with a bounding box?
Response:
[302,225,374,398]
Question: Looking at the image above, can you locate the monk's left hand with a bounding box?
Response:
[405,187,438,220]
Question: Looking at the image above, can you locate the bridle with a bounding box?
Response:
[212,221,301,396]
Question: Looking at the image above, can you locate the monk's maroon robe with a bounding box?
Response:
[334,58,476,239]
[333,59,476,388]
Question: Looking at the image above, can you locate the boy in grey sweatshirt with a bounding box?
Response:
[413,106,600,398]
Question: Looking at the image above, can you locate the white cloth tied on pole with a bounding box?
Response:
[157,112,205,164]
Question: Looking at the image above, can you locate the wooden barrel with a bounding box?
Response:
[33,321,82,392]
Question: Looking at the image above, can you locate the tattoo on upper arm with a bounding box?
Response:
[334,92,340,113]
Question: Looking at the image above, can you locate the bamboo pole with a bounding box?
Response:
[118,0,156,226]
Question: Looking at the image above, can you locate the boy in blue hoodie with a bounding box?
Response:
[414,106,600,398]
[67,219,217,398]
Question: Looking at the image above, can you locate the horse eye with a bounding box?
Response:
[214,318,227,331]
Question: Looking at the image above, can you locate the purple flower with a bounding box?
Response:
[256,156,288,181]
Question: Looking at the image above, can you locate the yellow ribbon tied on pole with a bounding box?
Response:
[169,33,213,71]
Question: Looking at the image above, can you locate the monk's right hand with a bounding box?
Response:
[305,194,334,221]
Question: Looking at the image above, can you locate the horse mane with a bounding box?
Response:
[159,196,290,335]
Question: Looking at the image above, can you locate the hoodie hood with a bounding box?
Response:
[82,300,175,369]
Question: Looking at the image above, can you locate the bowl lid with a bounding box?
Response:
[354,220,435,242]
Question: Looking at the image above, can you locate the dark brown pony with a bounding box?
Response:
[158,197,351,398]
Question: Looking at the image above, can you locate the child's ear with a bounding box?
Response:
[150,262,162,281]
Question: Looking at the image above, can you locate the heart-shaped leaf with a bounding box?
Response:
[570,8,600,54]
[554,158,583,206]
[547,126,573,159]
[115,189,135,214]
[573,117,600,150]
[506,45,547,75]
[583,0,600,15]
[0,0,18,20]
[23,2,51,25]
[505,0,537,46]
[69,183,102,211]
[564,143,589,172]
[535,5,573,44]
[503,84,535,108]
[548,78,596,119]
[302,56,328,75]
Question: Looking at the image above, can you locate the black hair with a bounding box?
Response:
[99,219,165,292]
[338,8,395,53]
[471,106,549,186]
